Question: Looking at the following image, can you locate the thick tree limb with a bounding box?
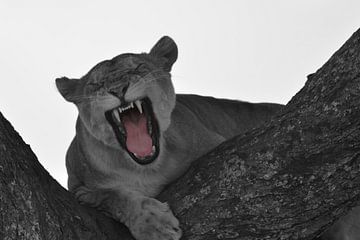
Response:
[159,29,360,239]
[0,113,133,239]
[1,28,360,240]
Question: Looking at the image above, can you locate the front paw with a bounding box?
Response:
[73,186,106,208]
[129,198,182,240]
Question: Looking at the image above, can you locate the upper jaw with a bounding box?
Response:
[116,99,143,114]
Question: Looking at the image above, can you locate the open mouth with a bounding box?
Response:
[105,97,160,165]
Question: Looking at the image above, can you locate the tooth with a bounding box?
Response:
[130,102,134,108]
[135,100,143,114]
[113,110,121,122]
[118,107,123,113]
[148,120,152,134]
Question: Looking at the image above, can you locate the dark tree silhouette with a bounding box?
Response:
[1,28,360,240]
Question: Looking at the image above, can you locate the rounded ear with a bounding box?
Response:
[149,36,178,72]
[56,77,80,103]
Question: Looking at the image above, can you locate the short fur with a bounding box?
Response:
[57,36,283,240]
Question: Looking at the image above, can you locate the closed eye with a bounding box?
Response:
[87,82,104,89]
[127,63,149,75]
[134,63,146,72]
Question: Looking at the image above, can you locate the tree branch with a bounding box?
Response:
[158,28,360,239]
[0,113,134,239]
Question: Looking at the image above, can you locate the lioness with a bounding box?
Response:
[56,36,283,240]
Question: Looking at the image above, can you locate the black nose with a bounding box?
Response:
[108,82,129,98]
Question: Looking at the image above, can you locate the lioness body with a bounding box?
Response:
[67,94,282,196]
[57,37,282,240]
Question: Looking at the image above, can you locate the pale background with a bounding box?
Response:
[1,0,360,188]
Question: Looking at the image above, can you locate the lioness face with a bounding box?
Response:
[56,37,178,165]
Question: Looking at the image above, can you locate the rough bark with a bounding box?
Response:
[1,28,360,240]
[159,28,360,239]
[0,114,133,239]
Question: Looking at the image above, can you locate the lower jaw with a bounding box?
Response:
[126,147,159,165]
[109,127,160,165]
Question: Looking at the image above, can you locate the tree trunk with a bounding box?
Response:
[1,28,360,240]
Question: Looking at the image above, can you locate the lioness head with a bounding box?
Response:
[56,36,177,165]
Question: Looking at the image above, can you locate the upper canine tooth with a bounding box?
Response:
[113,110,121,122]
[135,100,143,114]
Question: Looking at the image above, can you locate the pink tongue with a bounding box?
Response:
[122,111,153,158]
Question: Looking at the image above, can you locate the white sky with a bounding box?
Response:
[1,0,360,188]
